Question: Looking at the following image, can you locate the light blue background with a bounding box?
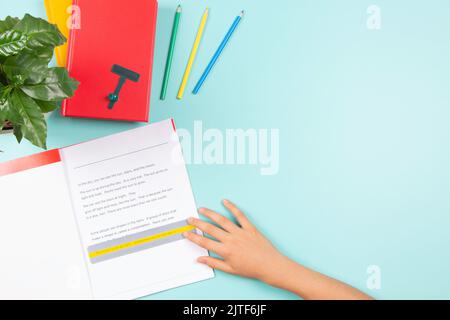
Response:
[1,0,449,299]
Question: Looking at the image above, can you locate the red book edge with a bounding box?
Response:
[0,149,61,177]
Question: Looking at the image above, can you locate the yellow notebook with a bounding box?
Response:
[44,0,72,66]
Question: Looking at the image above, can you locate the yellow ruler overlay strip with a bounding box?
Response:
[89,225,195,259]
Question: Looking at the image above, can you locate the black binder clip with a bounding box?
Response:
[107,64,140,109]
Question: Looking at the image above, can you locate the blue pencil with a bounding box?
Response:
[193,10,244,94]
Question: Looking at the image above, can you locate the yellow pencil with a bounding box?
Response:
[177,8,209,100]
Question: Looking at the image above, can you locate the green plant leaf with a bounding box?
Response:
[0,83,12,102]
[0,67,7,83]
[3,53,49,84]
[8,89,47,149]
[21,46,54,63]
[14,14,65,49]
[21,67,79,101]
[13,124,23,143]
[0,30,28,57]
[0,83,15,123]
[0,16,20,33]
[2,94,22,125]
[0,83,6,124]
[36,100,59,113]
[0,81,5,99]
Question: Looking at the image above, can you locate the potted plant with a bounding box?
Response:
[0,14,79,149]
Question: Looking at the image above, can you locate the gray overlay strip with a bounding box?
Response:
[87,220,191,264]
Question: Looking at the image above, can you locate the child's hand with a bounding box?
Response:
[184,199,286,282]
[185,199,373,300]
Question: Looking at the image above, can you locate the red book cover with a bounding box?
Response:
[61,0,158,122]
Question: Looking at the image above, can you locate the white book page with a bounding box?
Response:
[60,119,213,299]
[0,161,91,299]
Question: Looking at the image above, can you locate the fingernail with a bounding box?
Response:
[197,257,205,263]
[187,217,195,224]
[183,232,190,238]
[223,199,230,204]
[198,207,205,213]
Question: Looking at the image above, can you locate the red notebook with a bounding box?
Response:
[61,0,158,122]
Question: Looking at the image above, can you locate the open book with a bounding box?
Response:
[0,119,214,299]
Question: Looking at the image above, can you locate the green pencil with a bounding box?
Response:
[160,5,182,100]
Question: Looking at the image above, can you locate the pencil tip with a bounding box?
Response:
[177,5,182,12]
[240,10,245,17]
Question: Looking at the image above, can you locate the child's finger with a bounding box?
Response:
[187,217,228,241]
[197,256,234,274]
[222,199,255,230]
[183,231,225,256]
[198,207,239,233]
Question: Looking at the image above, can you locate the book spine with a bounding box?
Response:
[143,0,158,123]
[43,0,52,21]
